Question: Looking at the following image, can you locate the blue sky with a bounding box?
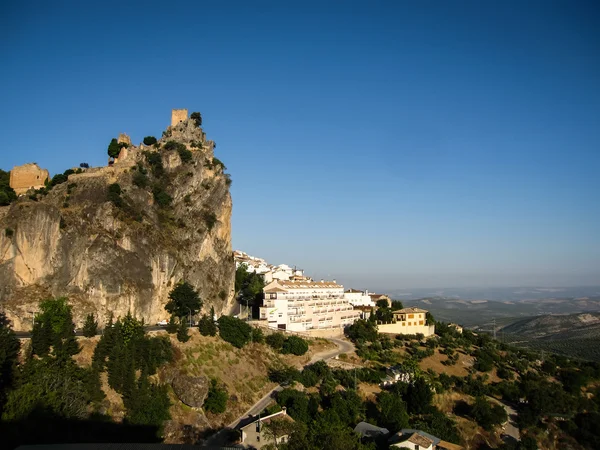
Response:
[1,1,599,289]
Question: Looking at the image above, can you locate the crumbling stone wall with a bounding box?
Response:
[9,163,50,195]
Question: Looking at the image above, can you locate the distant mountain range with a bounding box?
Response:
[402,294,600,328]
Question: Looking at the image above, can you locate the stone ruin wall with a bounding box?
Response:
[9,163,50,195]
[171,109,188,127]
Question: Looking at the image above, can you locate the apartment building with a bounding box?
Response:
[344,288,376,307]
[260,280,361,332]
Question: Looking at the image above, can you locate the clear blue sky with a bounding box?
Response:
[1,1,599,290]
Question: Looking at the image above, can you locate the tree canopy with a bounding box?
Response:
[165,282,202,320]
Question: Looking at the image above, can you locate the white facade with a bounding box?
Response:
[260,280,361,332]
[344,289,375,307]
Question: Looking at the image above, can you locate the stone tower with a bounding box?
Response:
[171,109,188,127]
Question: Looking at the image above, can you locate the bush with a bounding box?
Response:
[143,136,157,146]
[190,112,202,127]
[178,147,193,163]
[218,316,252,348]
[202,210,217,231]
[107,183,123,207]
[204,379,227,414]
[165,316,178,334]
[266,333,285,351]
[132,171,149,188]
[165,282,202,319]
[5,228,14,238]
[144,151,164,178]
[152,186,172,207]
[79,162,89,168]
[282,336,309,356]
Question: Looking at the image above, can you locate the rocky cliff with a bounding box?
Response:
[0,116,235,329]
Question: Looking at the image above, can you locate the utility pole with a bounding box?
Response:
[492,318,497,340]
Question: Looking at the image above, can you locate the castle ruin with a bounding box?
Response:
[171,109,188,127]
[9,163,50,195]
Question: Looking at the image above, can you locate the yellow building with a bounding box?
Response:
[378,307,435,337]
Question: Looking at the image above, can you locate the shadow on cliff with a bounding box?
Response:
[1,408,161,450]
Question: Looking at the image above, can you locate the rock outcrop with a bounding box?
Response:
[168,369,210,408]
[0,115,235,329]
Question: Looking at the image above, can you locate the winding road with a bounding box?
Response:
[203,335,355,446]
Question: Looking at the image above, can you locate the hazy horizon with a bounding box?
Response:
[2,1,599,288]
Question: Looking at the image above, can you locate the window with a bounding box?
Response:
[402,322,405,326]
[408,314,414,319]
[419,320,424,325]
[270,293,277,299]
[408,322,411,326]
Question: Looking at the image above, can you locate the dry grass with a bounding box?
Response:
[74,335,100,367]
[433,391,470,414]
[358,382,381,401]
[164,329,332,430]
[418,349,473,377]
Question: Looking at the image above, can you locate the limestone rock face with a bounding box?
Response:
[169,369,210,408]
[0,119,235,329]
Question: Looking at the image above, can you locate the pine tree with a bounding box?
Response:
[165,315,178,334]
[83,313,98,337]
[198,314,217,336]
[177,319,190,343]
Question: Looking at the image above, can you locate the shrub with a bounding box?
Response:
[143,136,157,146]
[218,316,252,348]
[266,333,285,351]
[282,336,309,356]
[212,157,226,171]
[204,379,227,414]
[178,147,193,163]
[107,183,123,207]
[152,186,172,207]
[132,171,149,188]
[5,228,14,238]
[202,210,217,231]
[144,151,164,178]
[79,162,89,168]
[190,112,202,127]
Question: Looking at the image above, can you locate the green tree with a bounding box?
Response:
[165,315,178,334]
[165,282,202,320]
[217,315,252,348]
[82,313,98,337]
[143,136,157,146]
[124,375,171,431]
[344,319,378,342]
[204,379,228,414]
[107,138,121,158]
[0,170,17,205]
[190,112,202,127]
[0,313,20,414]
[198,314,217,336]
[177,318,190,343]
[470,396,507,431]
[376,391,409,432]
[405,377,433,414]
[282,336,309,356]
[31,297,79,360]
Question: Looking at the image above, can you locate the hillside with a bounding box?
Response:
[501,312,600,361]
[0,113,235,329]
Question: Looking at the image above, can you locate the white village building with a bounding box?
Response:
[344,288,376,307]
[260,280,361,332]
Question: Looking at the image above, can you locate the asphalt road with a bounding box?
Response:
[487,396,520,442]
